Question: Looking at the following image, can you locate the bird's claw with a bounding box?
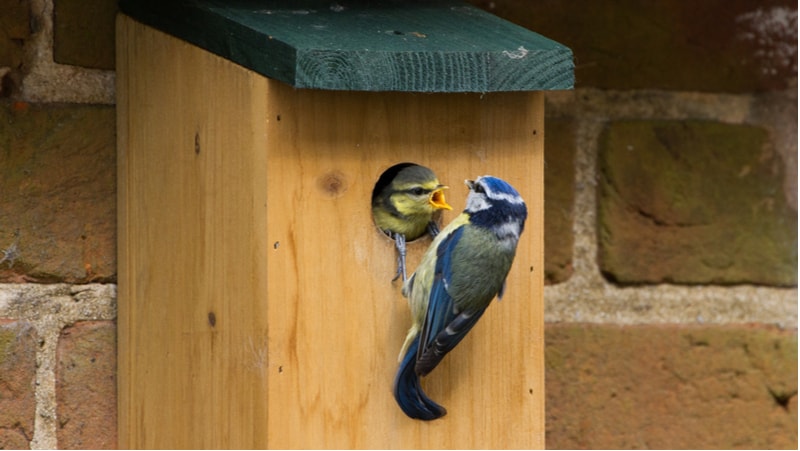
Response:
[393,233,408,283]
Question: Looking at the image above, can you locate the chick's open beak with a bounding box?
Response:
[429,186,452,210]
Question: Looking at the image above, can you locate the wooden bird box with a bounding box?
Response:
[116,1,573,448]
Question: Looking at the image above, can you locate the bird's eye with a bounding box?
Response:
[473,183,486,194]
[409,187,426,196]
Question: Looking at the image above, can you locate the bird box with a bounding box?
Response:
[116,1,573,448]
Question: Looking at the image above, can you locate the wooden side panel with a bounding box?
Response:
[262,86,545,448]
[117,16,271,448]
[118,14,544,449]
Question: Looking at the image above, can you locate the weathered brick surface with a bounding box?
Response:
[0,101,116,283]
[750,91,799,210]
[0,0,30,97]
[54,0,118,70]
[56,321,116,449]
[546,323,798,449]
[598,120,797,286]
[544,118,575,284]
[0,320,37,449]
[470,0,797,92]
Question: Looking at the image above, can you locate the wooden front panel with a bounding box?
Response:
[118,15,544,449]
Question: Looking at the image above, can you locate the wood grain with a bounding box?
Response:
[118,15,544,448]
[117,0,574,92]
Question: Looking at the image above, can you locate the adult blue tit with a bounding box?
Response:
[393,175,528,420]
[372,163,452,282]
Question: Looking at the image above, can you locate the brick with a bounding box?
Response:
[0,101,116,283]
[54,0,118,70]
[545,323,798,449]
[469,0,796,92]
[56,321,117,449]
[0,429,31,449]
[0,320,37,449]
[0,0,30,97]
[544,118,575,284]
[750,92,799,210]
[598,120,797,286]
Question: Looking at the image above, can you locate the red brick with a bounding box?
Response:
[0,101,116,283]
[544,118,576,284]
[0,0,29,96]
[0,320,37,448]
[56,321,117,449]
[597,120,797,286]
[0,428,30,449]
[54,0,118,69]
[469,0,796,92]
[545,323,798,449]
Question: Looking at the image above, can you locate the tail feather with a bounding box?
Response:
[393,336,446,420]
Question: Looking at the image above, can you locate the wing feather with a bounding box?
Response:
[415,226,488,376]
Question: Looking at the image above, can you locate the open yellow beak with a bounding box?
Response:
[429,186,452,210]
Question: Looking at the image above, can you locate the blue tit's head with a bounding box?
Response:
[463,176,528,240]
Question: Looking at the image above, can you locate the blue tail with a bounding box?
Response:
[393,336,447,420]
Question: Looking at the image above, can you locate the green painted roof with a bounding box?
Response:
[119,0,574,92]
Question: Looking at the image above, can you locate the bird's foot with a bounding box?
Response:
[392,233,408,283]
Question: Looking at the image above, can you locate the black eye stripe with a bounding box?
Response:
[403,187,431,196]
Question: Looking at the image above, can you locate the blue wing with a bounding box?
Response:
[414,226,488,377]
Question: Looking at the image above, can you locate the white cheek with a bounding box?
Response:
[466,194,491,212]
[496,222,521,239]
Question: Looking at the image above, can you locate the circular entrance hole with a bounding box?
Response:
[370,162,450,242]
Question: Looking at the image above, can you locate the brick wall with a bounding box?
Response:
[472,1,798,448]
[1,0,117,448]
[0,0,796,448]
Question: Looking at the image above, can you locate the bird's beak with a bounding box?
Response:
[429,186,452,210]
[465,179,475,190]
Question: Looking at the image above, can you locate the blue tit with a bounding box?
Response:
[372,163,452,282]
[393,175,528,420]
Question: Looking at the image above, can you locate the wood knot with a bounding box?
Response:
[318,171,348,198]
